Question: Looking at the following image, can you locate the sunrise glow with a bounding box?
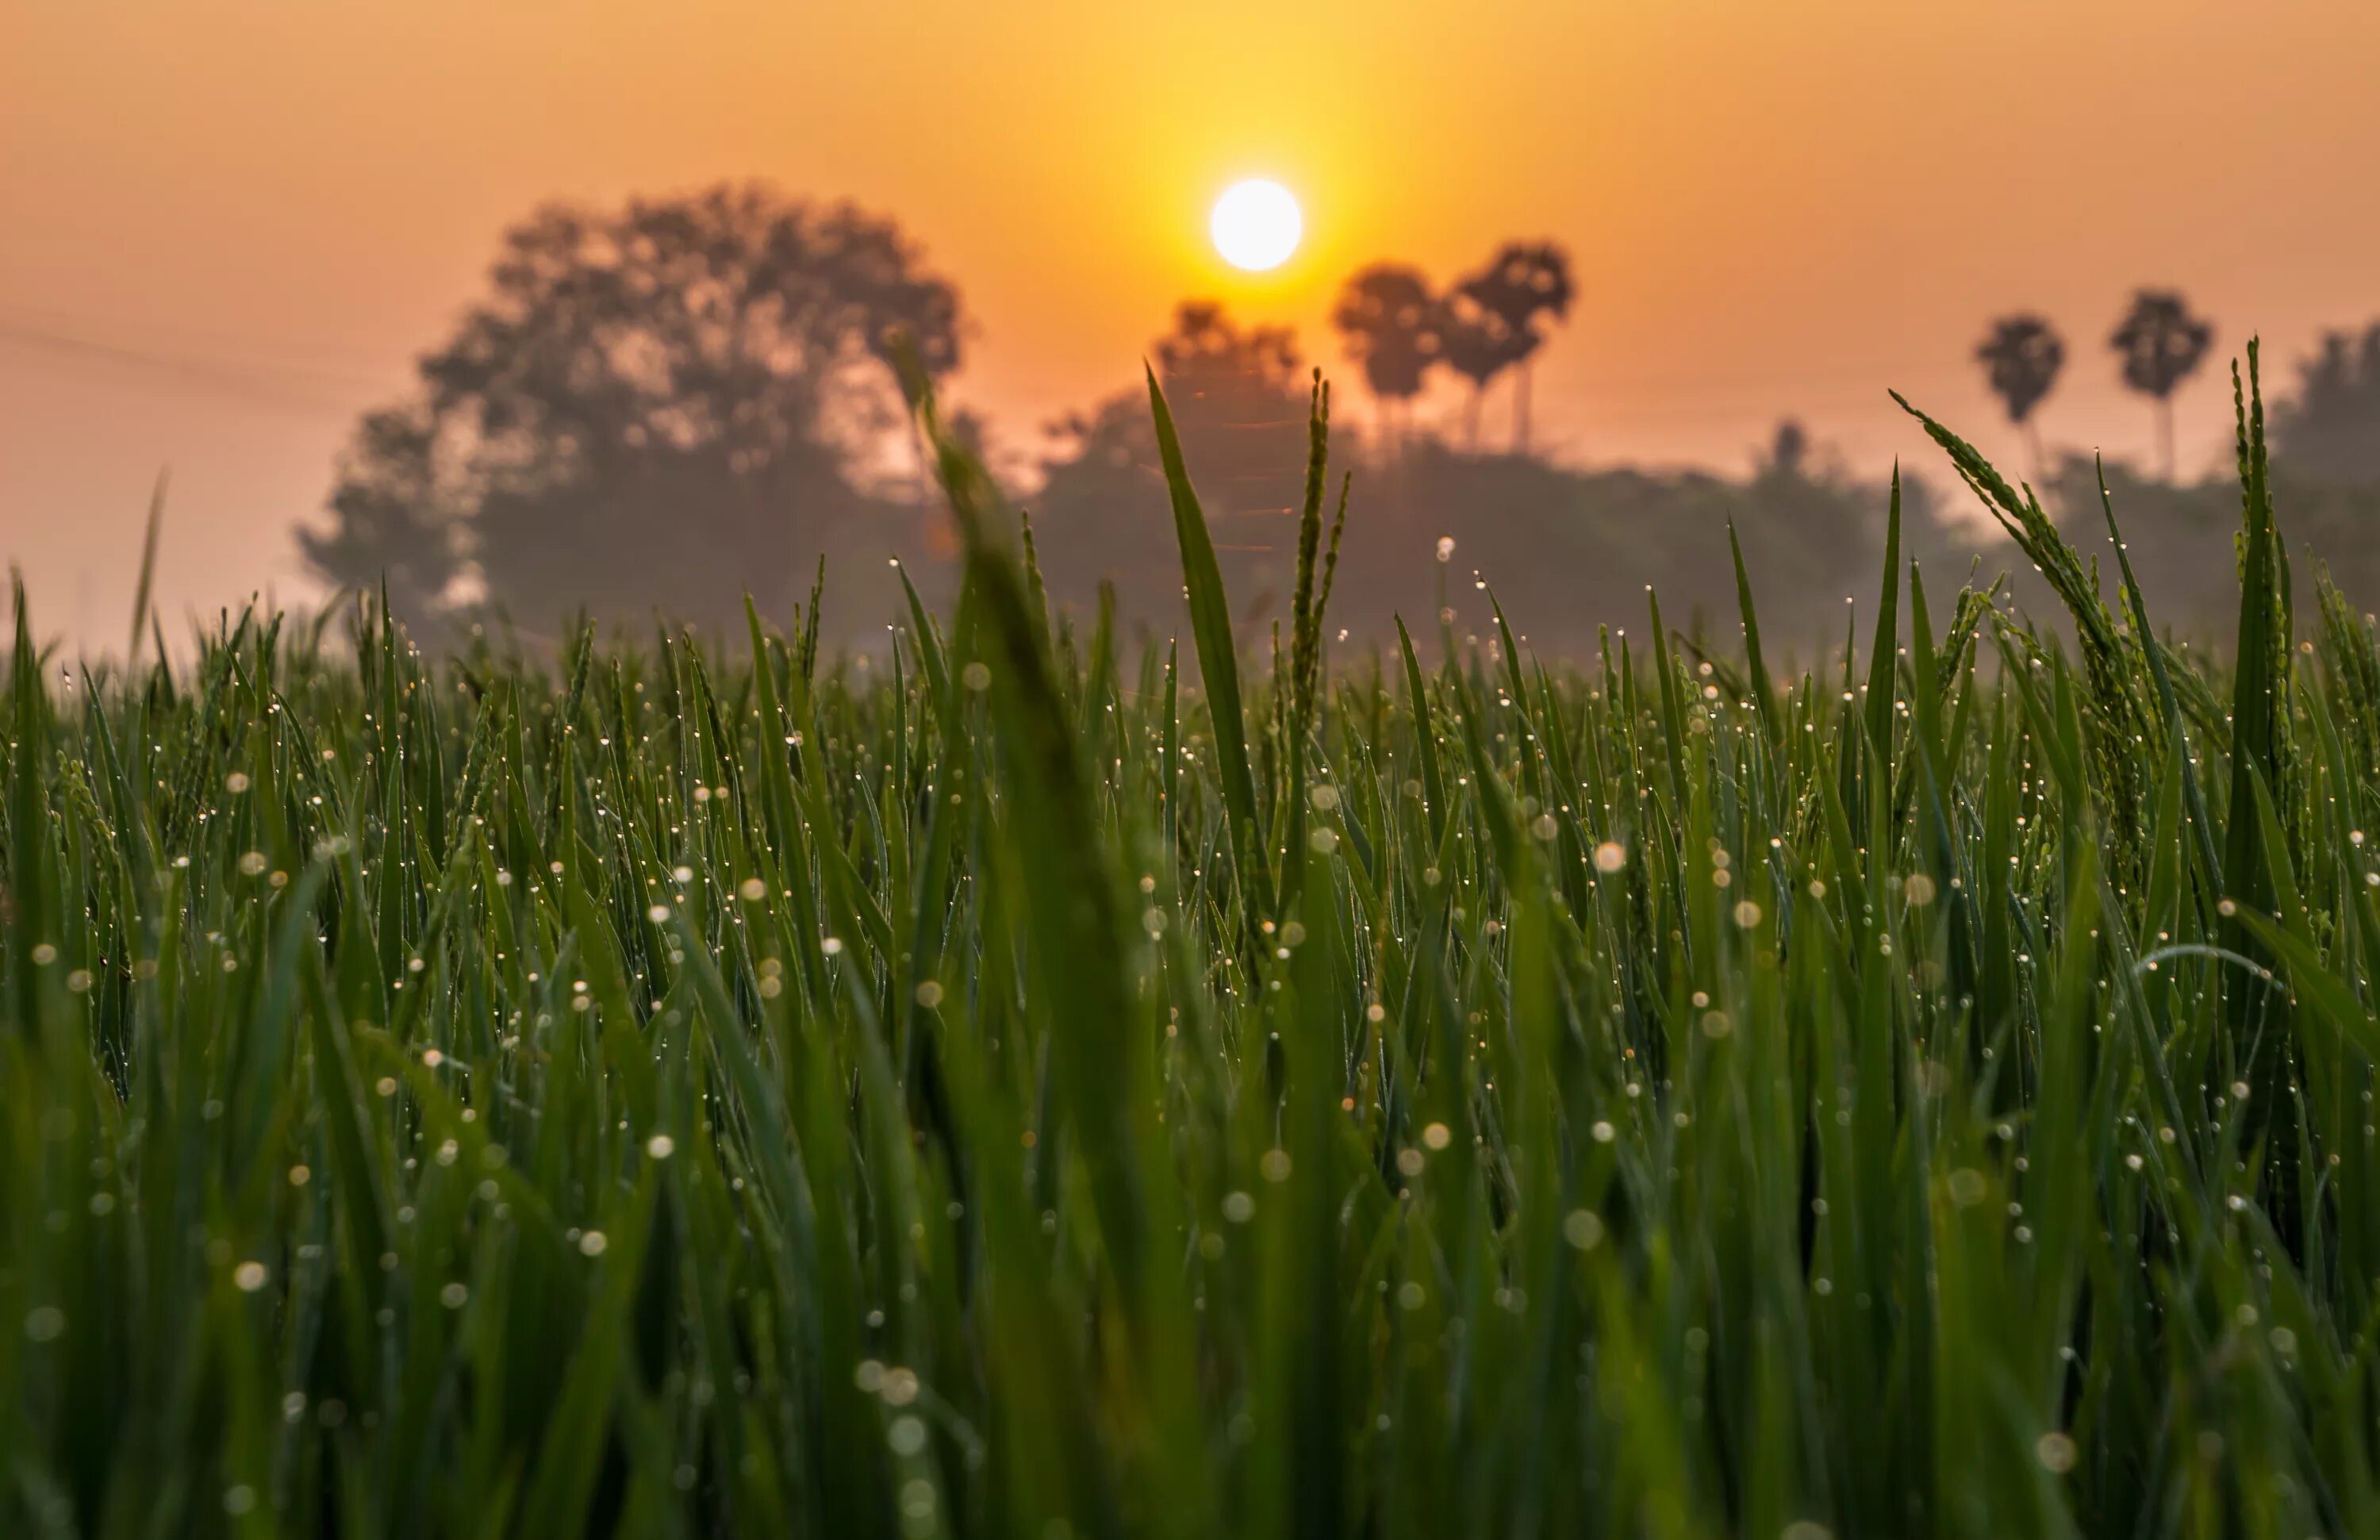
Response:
[1210,179,1303,271]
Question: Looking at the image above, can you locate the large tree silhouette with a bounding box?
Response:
[1457,242,1574,452]
[2109,290,2213,482]
[1975,313,2064,482]
[304,183,962,626]
[1330,264,1441,450]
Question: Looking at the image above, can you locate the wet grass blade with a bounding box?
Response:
[1148,363,1275,933]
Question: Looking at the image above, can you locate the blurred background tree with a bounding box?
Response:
[303,182,962,628]
[2272,321,2380,487]
[1975,313,2064,483]
[1459,241,1574,452]
[1759,419,1811,482]
[2110,290,2214,481]
[1432,242,1574,453]
[1330,264,1442,453]
[1434,282,1519,451]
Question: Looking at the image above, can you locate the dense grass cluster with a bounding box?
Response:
[7,351,2380,1538]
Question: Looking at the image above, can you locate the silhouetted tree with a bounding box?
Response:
[2272,322,2380,487]
[1975,313,2064,482]
[1330,265,1441,449]
[308,403,465,624]
[1435,286,1518,451]
[1152,301,1301,404]
[1031,302,1308,618]
[1459,242,1574,452]
[1761,419,1810,481]
[2110,290,2213,482]
[303,183,962,626]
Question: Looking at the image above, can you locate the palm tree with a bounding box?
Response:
[1975,313,2064,483]
[1330,264,1442,451]
[1461,242,1575,451]
[1435,284,1516,451]
[2109,290,2213,481]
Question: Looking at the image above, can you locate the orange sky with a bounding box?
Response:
[6,0,2379,643]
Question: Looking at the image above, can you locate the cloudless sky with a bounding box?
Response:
[5,0,2379,643]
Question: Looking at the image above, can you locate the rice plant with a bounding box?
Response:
[5,346,2378,1538]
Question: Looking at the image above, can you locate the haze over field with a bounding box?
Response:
[5,0,2380,637]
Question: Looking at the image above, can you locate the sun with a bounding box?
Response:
[1210,179,1303,272]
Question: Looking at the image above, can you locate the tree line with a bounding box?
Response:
[302,182,2380,645]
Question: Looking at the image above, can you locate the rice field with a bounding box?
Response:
[5,348,2378,1538]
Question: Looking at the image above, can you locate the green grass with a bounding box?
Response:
[7,347,2380,1538]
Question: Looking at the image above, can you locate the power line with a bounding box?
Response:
[0,317,398,417]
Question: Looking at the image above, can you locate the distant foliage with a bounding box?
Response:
[2110,289,2215,478]
[1761,418,1811,480]
[1030,307,1941,651]
[2272,321,2380,486]
[1460,241,1575,451]
[1975,313,2064,473]
[1436,241,1575,451]
[1330,264,1442,433]
[2111,290,2216,399]
[303,183,962,627]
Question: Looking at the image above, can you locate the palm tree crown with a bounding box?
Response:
[1976,313,2064,425]
[1441,241,1575,451]
[1330,264,1444,417]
